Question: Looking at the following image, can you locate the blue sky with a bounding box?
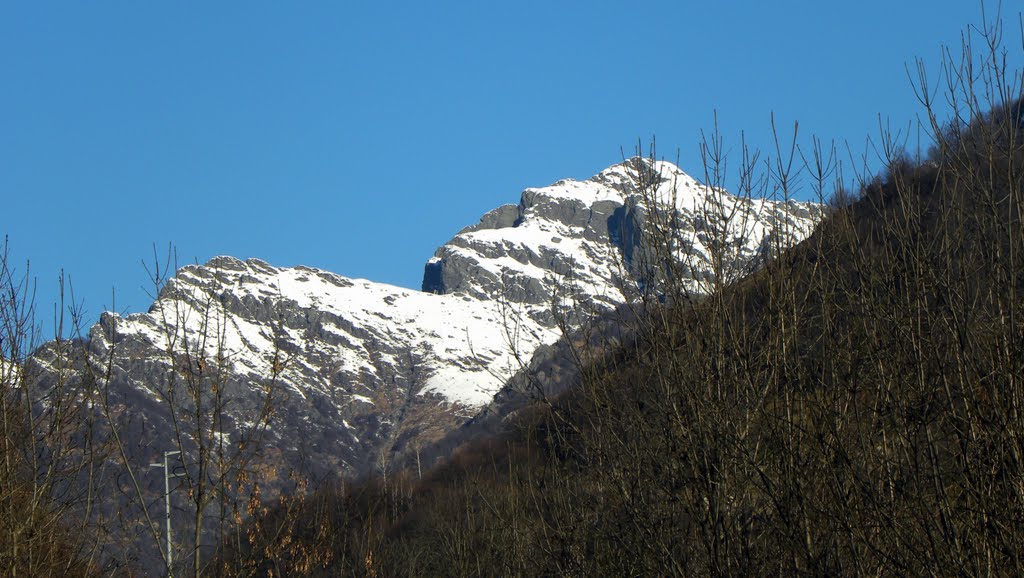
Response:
[0,1,1014,330]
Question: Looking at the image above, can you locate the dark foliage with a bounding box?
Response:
[225,51,1024,577]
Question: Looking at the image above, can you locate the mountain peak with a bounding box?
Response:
[32,159,826,489]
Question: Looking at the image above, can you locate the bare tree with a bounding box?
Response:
[0,239,107,575]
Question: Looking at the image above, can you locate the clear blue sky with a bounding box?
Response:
[0,1,1015,330]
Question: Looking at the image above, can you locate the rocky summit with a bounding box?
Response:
[29,158,825,481]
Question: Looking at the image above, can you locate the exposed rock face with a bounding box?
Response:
[31,158,825,484]
[423,158,825,320]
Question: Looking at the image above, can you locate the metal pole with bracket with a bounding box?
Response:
[150,450,183,576]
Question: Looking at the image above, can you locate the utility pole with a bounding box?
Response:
[150,450,183,577]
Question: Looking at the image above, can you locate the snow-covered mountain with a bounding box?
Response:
[30,158,825,480]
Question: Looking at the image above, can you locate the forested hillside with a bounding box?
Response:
[226,26,1024,577]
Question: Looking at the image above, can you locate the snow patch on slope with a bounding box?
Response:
[111,258,557,407]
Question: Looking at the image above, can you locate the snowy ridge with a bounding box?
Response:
[425,158,824,319]
[106,256,553,407]
[34,158,825,479]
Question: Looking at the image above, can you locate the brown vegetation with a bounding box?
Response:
[225,14,1024,577]
[0,243,100,575]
